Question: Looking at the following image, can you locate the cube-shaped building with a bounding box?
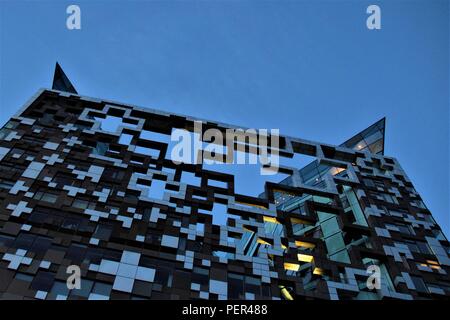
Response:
[0,64,448,300]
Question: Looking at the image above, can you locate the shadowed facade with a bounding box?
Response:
[0,65,448,300]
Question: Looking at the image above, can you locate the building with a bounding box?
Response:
[0,64,448,300]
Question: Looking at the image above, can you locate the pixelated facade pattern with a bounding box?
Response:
[0,71,449,300]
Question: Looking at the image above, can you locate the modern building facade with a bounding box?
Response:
[0,64,449,300]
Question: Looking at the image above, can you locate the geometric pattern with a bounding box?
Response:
[0,79,449,300]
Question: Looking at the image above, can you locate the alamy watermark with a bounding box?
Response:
[170,121,280,175]
[66,5,81,30]
[366,264,381,290]
[366,5,381,30]
[66,265,81,290]
[65,4,381,31]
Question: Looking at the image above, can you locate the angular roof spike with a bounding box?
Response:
[52,62,78,94]
[340,117,386,155]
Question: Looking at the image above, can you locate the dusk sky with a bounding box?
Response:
[0,0,448,236]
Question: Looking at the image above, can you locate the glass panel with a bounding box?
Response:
[321,217,340,237]
[368,139,383,154]
[363,129,383,145]
[329,249,350,263]
[325,232,346,253]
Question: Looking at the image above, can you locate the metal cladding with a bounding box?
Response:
[0,74,449,299]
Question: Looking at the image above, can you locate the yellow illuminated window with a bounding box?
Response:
[313,267,324,275]
[257,238,272,246]
[297,254,314,263]
[263,216,279,224]
[419,261,441,270]
[279,286,294,300]
[330,167,346,175]
[430,265,441,270]
[284,263,300,271]
[295,241,315,249]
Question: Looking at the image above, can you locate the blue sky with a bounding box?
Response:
[0,0,448,236]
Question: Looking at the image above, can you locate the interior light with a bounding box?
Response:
[313,267,324,275]
[279,286,294,300]
[297,254,314,263]
[263,216,279,224]
[284,263,300,271]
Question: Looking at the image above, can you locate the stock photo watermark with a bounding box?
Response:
[66,265,81,290]
[66,4,81,30]
[366,4,381,30]
[65,4,381,31]
[366,265,381,290]
[170,121,281,175]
